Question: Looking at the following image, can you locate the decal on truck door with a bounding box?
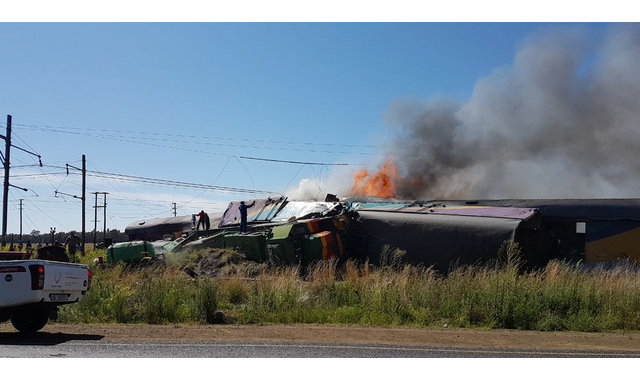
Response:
[0,266,26,273]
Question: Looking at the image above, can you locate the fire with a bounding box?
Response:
[350,160,398,198]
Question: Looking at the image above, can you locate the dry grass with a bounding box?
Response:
[58,244,640,332]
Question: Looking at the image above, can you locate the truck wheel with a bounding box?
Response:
[10,309,49,334]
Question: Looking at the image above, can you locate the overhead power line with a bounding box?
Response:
[5,121,404,167]
[11,122,389,149]
[86,170,280,195]
[239,156,345,166]
[28,165,280,196]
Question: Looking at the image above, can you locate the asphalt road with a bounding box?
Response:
[1,337,639,358]
[3,323,640,359]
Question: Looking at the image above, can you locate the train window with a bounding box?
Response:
[576,222,586,234]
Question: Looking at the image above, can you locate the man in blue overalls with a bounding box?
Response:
[239,200,255,233]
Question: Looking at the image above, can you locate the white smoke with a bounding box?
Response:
[285,165,356,201]
[285,178,324,201]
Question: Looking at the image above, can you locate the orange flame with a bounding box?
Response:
[350,160,398,198]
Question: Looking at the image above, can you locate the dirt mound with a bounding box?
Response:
[182,249,266,278]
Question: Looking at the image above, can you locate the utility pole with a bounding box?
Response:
[0,115,41,246]
[58,155,86,255]
[82,155,86,255]
[92,192,108,248]
[19,199,23,240]
[103,192,107,242]
[2,115,11,246]
[93,193,98,248]
[172,202,177,217]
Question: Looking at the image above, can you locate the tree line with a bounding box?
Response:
[8,229,129,245]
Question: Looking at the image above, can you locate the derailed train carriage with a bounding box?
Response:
[125,196,640,271]
[125,215,194,241]
[348,200,548,272]
[348,197,640,269]
[180,197,355,265]
[451,199,640,265]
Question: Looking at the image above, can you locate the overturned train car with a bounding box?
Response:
[125,197,548,271]
[350,202,547,272]
[451,199,640,265]
[126,197,640,271]
[181,198,355,266]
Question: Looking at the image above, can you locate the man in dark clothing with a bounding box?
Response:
[205,213,211,230]
[239,200,255,233]
[196,210,207,230]
[65,232,82,257]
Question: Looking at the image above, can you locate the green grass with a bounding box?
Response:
[57,242,640,332]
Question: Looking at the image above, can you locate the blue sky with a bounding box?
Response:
[0,22,614,235]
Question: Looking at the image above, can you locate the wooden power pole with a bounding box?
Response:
[2,115,11,246]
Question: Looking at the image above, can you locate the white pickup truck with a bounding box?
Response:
[0,259,92,333]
